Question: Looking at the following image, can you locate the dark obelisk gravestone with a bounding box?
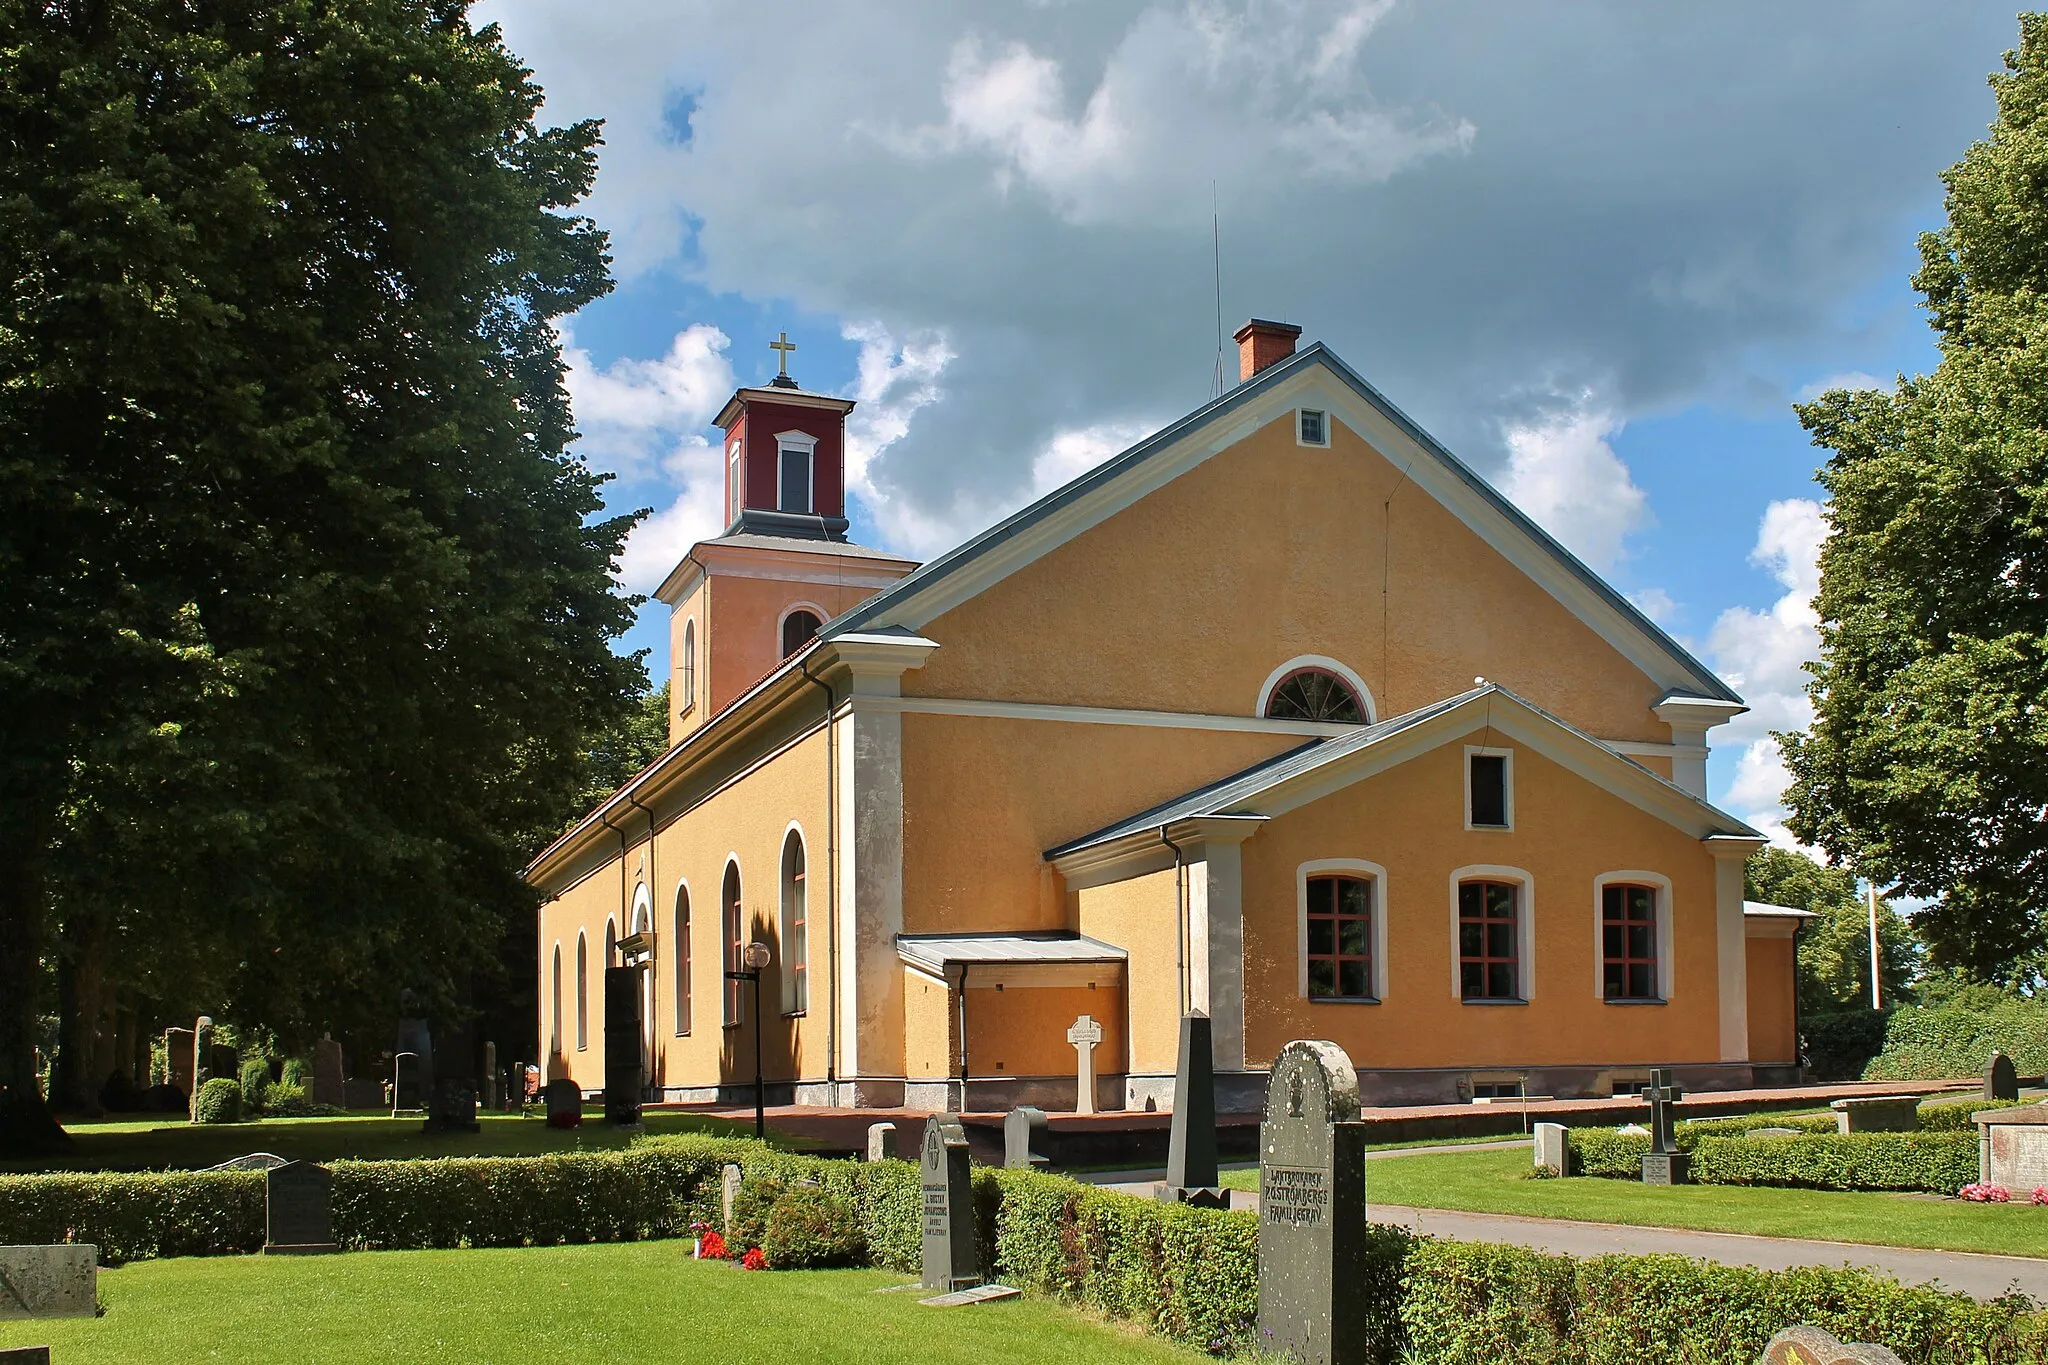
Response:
[1256,1040,1369,1365]
[920,1115,978,1292]
[1639,1068,1690,1185]
[1003,1106,1049,1169]
[263,1160,338,1254]
[1988,1051,2021,1103]
[1158,1011,1225,1208]
[421,1078,479,1134]
[603,964,643,1126]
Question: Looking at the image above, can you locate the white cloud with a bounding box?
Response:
[1499,402,1651,574]
[1707,497,1829,841]
[1030,422,1151,496]
[1796,370,1886,402]
[1628,587,1678,626]
[565,324,735,480]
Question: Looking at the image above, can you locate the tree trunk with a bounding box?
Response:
[51,904,108,1116]
[0,806,66,1152]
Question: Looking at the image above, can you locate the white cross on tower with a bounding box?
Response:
[1066,1014,1104,1116]
[769,330,797,379]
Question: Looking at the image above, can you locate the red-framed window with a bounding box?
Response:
[1305,875,1374,999]
[1458,880,1520,1000]
[1603,883,1659,1000]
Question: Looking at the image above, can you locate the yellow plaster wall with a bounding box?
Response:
[904,968,954,1080]
[1076,870,1181,1074]
[1238,740,1725,1071]
[964,981,1127,1079]
[540,724,835,1094]
[669,579,709,745]
[538,862,627,1087]
[903,413,1670,744]
[899,712,1292,935]
[706,570,894,720]
[1746,936,1798,1065]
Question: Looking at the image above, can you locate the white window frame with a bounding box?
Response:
[679,619,696,718]
[1296,858,1389,1003]
[1297,407,1330,447]
[1464,746,1514,831]
[1255,654,1377,723]
[780,822,809,1016]
[1592,870,1674,1003]
[1448,864,1536,1002]
[775,430,818,514]
[726,439,743,521]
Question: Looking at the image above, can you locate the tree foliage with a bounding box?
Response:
[1743,848,1916,1015]
[0,0,642,1144]
[1784,15,2048,981]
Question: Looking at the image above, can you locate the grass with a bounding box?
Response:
[0,1242,1195,1365]
[1221,1148,2048,1259]
[2,1110,756,1174]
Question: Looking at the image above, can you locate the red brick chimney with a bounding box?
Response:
[1234,319,1303,382]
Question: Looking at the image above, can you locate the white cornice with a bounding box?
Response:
[1653,695,1750,732]
[655,540,918,604]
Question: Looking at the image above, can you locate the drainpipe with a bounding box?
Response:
[1159,826,1188,1017]
[802,657,838,1102]
[956,964,971,1113]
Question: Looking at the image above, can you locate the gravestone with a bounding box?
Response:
[190,1015,215,1118]
[1256,1040,1369,1365]
[1988,1051,2021,1103]
[543,1077,581,1128]
[422,1078,479,1134]
[1975,1104,2048,1189]
[1639,1068,1689,1185]
[263,1160,337,1255]
[482,1041,498,1110]
[1158,1011,1225,1208]
[920,1115,978,1292]
[1003,1106,1049,1170]
[1532,1122,1568,1176]
[0,1245,96,1319]
[204,1152,287,1172]
[211,1043,238,1081]
[1830,1096,1918,1133]
[720,1163,743,1234]
[1066,1014,1103,1116]
[164,1026,195,1100]
[396,1018,435,1099]
[603,964,643,1126]
[1760,1325,1905,1365]
[867,1121,897,1162]
[311,1036,345,1110]
[1745,1127,1803,1138]
[390,1051,423,1115]
[0,1346,52,1363]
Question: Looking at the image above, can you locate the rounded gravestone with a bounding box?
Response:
[1257,1040,1369,1365]
[1761,1326,1904,1365]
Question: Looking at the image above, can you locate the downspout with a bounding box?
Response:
[1159,826,1187,1017]
[802,657,838,1101]
[956,963,971,1113]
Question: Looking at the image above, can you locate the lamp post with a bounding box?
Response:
[725,941,773,1139]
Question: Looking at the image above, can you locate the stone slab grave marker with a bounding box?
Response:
[920,1115,978,1293]
[1831,1095,1919,1133]
[919,1284,1021,1308]
[189,1015,215,1118]
[1532,1121,1568,1176]
[1988,1050,2021,1103]
[1003,1106,1049,1170]
[544,1076,581,1129]
[1639,1068,1689,1185]
[866,1122,897,1163]
[1760,1325,1905,1365]
[0,1345,52,1364]
[1257,1040,1369,1365]
[1158,1011,1226,1208]
[720,1163,743,1234]
[164,1026,195,1101]
[1066,1013,1103,1116]
[263,1160,337,1255]
[422,1078,479,1134]
[1975,1104,2048,1189]
[1746,1127,1803,1138]
[482,1041,499,1110]
[0,1245,97,1319]
[205,1152,287,1172]
[390,1051,423,1116]
[311,1036,345,1110]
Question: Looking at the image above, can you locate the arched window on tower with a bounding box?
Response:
[781,830,808,1015]
[782,610,822,659]
[680,620,697,717]
[673,885,692,1036]
[1264,667,1368,723]
[722,862,744,1028]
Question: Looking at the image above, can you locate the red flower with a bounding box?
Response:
[698,1230,729,1259]
[740,1247,767,1271]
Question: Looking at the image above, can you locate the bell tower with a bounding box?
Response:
[714,331,854,541]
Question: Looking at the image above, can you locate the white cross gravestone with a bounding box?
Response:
[1067,1014,1103,1116]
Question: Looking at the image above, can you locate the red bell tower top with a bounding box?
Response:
[713,332,855,541]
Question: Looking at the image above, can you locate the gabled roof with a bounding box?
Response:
[823,342,1739,704]
[898,932,1128,975]
[1046,684,1761,865]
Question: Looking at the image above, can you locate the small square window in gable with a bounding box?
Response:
[1297,408,1328,447]
[1467,749,1511,830]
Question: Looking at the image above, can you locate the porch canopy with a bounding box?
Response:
[897,932,1128,975]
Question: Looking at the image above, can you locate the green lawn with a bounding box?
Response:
[1222,1148,2048,1259]
[2,1110,755,1174]
[0,1242,1192,1365]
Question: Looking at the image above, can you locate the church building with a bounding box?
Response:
[526,321,1804,1112]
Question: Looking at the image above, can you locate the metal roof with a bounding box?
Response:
[897,933,1129,974]
[1744,901,1822,919]
[820,342,1738,704]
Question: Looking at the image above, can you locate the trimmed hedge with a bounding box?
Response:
[1690,1133,1978,1194]
[1920,1097,2031,1132]
[1865,999,2048,1082]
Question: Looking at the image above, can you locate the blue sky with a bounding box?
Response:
[482,1,2007,840]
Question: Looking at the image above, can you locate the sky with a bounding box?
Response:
[478,0,2020,843]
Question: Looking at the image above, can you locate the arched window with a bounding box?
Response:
[604,919,617,967]
[1264,667,1367,723]
[782,609,822,659]
[550,943,563,1054]
[575,932,589,1051]
[722,861,744,1028]
[680,620,697,716]
[673,884,692,1036]
[781,830,808,1015]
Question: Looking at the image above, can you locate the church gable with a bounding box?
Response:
[845,340,1732,744]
